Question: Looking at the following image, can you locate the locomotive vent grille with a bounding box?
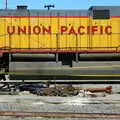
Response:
[17,5,28,10]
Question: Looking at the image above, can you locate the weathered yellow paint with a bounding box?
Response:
[0,17,119,51]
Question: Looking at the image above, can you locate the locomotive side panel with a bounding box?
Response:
[0,18,6,48]
[91,19,111,50]
[111,18,120,50]
[20,18,29,49]
[0,16,89,51]
[58,17,89,51]
[0,8,120,53]
[11,18,20,48]
[90,17,120,51]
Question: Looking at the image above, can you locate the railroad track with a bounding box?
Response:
[0,111,119,119]
[0,79,120,84]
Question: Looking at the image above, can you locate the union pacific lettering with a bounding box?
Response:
[7,25,112,35]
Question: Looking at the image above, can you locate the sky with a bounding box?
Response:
[1,0,120,10]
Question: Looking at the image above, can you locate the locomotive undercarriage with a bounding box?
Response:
[0,52,120,82]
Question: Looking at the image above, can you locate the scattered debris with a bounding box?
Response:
[82,86,112,93]
[42,85,77,96]
[18,84,48,95]
[19,91,33,96]
[78,90,97,97]
[17,84,112,97]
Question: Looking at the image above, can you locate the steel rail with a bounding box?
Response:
[2,72,120,76]
[0,111,119,118]
[0,80,120,84]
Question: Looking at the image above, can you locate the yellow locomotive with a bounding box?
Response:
[0,6,119,53]
[0,6,120,81]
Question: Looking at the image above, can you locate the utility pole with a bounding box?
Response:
[5,0,8,9]
[44,5,55,10]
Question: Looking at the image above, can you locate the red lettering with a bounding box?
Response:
[28,26,31,34]
[7,26,15,35]
[69,26,76,34]
[43,26,51,34]
[61,26,68,34]
[87,26,90,34]
[33,26,41,34]
[100,26,103,34]
[6,25,112,36]
[78,26,85,35]
[92,26,98,34]
[18,26,26,34]
[105,26,112,35]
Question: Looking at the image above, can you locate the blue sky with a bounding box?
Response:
[1,0,120,9]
